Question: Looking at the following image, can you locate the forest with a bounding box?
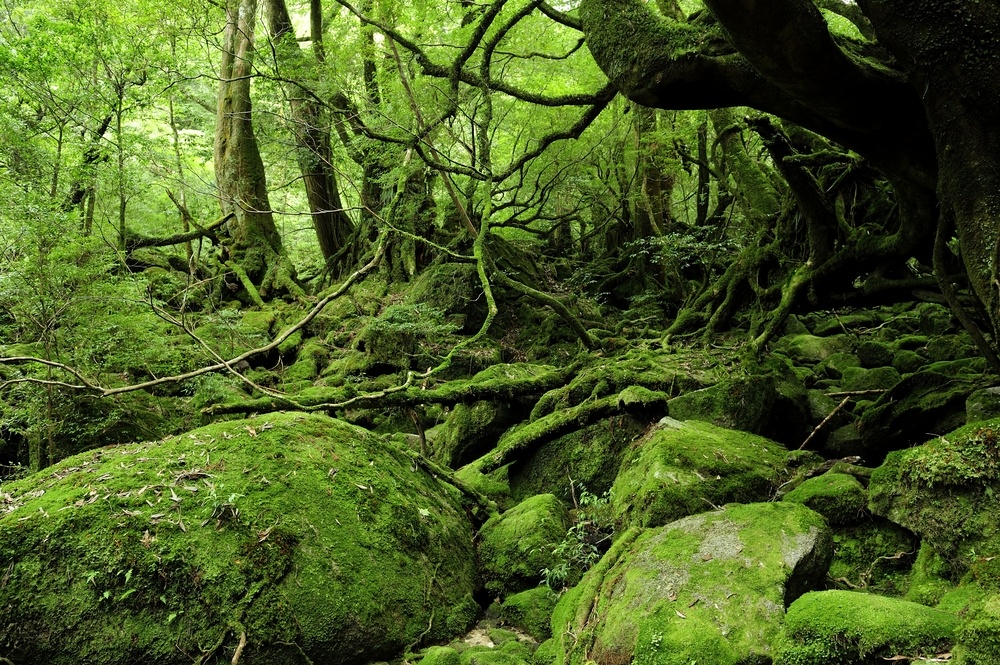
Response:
[2,0,1000,663]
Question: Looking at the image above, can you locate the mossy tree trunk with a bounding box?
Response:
[265,0,355,277]
[580,0,1000,358]
[214,0,297,298]
[858,0,1000,340]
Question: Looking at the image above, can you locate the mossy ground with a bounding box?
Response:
[0,412,477,664]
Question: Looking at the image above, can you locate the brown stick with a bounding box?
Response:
[231,631,247,665]
[799,396,851,450]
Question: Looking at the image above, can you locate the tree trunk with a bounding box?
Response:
[265,0,355,276]
[214,0,294,296]
[859,0,1000,339]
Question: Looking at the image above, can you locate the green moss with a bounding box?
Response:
[822,352,861,379]
[421,646,463,665]
[955,594,1000,664]
[774,334,851,364]
[611,419,788,529]
[0,413,476,664]
[777,590,958,664]
[783,473,867,526]
[553,503,832,665]
[907,542,956,606]
[499,588,557,640]
[276,328,303,356]
[459,647,531,665]
[433,400,517,469]
[855,341,893,369]
[508,414,644,506]
[665,367,808,444]
[531,638,557,665]
[239,309,276,337]
[839,365,901,392]
[826,519,918,596]
[869,419,1000,574]
[892,349,927,374]
[478,494,570,597]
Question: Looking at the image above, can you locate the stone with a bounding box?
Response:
[777,590,958,664]
[611,418,788,529]
[552,502,832,665]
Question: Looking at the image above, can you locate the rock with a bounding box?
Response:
[611,419,788,529]
[552,502,832,665]
[0,413,478,665]
[506,414,645,507]
[892,349,926,374]
[869,418,1000,573]
[855,340,893,368]
[777,590,958,664]
[499,588,556,640]
[856,370,976,461]
[665,364,809,446]
[478,494,570,597]
[421,646,463,665]
[839,365,900,392]
[917,302,954,336]
[827,518,918,596]
[821,352,861,380]
[967,387,1000,424]
[954,593,1000,663]
[433,400,520,468]
[774,333,853,365]
[783,473,867,526]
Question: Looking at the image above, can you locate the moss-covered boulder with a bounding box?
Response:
[499,587,557,640]
[774,333,851,364]
[967,387,1000,424]
[478,494,570,597]
[954,593,1000,664]
[432,400,521,468]
[666,368,808,446]
[611,418,788,529]
[839,365,901,393]
[776,590,958,664]
[857,370,978,461]
[552,502,832,665]
[507,414,644,506]
[869,419,1000,573]
[0,413,477,664]
[783,473,867,526]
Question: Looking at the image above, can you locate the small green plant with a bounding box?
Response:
[542,483,613,592]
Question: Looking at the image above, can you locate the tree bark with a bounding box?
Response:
[265,0,355,276]
[215,0,294,295]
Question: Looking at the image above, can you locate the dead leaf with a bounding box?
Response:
[675,610,686,619]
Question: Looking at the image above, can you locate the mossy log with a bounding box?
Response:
[204,363,575,416]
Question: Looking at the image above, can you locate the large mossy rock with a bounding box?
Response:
[611,418,788,529]
[507,414,645,506]
[777,590,958,664]
[478,493,570,597]
[869,418,1000,574]
[551,502,832,665]
[783,473,867,526]
[666,368,808,446]
[857,370,978,461]
[0,413,478,665]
